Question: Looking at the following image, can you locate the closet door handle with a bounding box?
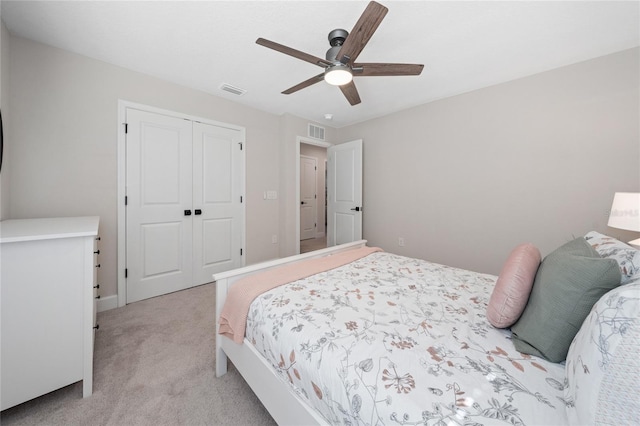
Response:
[194,209,202,215]
[184,210,192,216]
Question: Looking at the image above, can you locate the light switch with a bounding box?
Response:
[266,190,278,200]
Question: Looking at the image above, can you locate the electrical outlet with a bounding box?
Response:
[398,237,405,247]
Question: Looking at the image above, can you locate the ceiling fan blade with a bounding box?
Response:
[339,81,361,106]
[257,38,331,68]
[336,1,388,64]
[282,73,325,94]
[354,63,424,77]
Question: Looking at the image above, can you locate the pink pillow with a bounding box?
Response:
[487,243,541,328]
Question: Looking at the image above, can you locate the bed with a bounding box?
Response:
[214,235,640,425]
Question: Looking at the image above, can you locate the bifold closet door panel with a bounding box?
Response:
[125,109,194,303]
[192,122,244,285]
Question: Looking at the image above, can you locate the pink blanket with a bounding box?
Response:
[218,246,383,344]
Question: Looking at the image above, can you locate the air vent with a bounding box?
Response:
[220,83,246,96]
[308,123,325,141]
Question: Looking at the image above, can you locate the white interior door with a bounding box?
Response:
[300,155,317,241]
[126,109,193,303]
[327,139,363,246]
[192,122,244,285]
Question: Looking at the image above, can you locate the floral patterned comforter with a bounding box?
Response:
[245,252,569,425]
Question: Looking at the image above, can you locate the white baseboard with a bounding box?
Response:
[97,294,118,312]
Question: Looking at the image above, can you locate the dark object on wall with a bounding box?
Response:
[0,109,3,172]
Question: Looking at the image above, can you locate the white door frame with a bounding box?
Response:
[117,100,246,307]
[295,136,332,255]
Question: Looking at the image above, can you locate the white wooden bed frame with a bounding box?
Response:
[214,240,369,425]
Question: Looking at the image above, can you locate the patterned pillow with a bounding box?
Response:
[584,231,640,283]
[565,280,640,425]
[487,243,541,328]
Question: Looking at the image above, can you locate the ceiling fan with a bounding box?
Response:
[256,1,424,106]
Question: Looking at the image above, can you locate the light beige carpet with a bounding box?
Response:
[300,237,327,254]
[1,283,277,426]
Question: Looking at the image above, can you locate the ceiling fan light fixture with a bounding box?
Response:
[324,64,353,86]
[256,2,422,106]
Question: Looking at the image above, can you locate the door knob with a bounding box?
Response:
[195,209,202,215]
[350,206,361,212]
[184,210,192,216]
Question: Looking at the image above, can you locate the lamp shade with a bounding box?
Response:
[608,192,640,232]
[324,64,353,86]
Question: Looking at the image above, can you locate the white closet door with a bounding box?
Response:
[192,122,244,285]
[126,109,193,303]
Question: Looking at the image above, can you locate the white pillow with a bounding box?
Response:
[584,231,640,283]
[565,280,640,425]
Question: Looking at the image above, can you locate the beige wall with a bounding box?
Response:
[4,35,320,301]
[5,28,639,302]
[338,48,640,275]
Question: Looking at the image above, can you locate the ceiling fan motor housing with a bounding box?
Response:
[328,29,348,46]
[326,46,341,62]
[326,29,349,62]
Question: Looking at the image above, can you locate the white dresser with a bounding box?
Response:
[1,216,100,410]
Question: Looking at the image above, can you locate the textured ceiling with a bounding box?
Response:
[2,1,639,127]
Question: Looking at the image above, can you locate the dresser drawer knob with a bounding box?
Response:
[94,284,100,289]
[94,324,100,330]
[95,264,101,268]
[95,295,101,299]
[94,249,100,255]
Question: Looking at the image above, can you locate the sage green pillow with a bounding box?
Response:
[510,237,620,363]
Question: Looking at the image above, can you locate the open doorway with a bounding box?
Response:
[299,143,328,254]
[295,137,363,254]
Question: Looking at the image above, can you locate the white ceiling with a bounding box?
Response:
[2,1,639,128]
